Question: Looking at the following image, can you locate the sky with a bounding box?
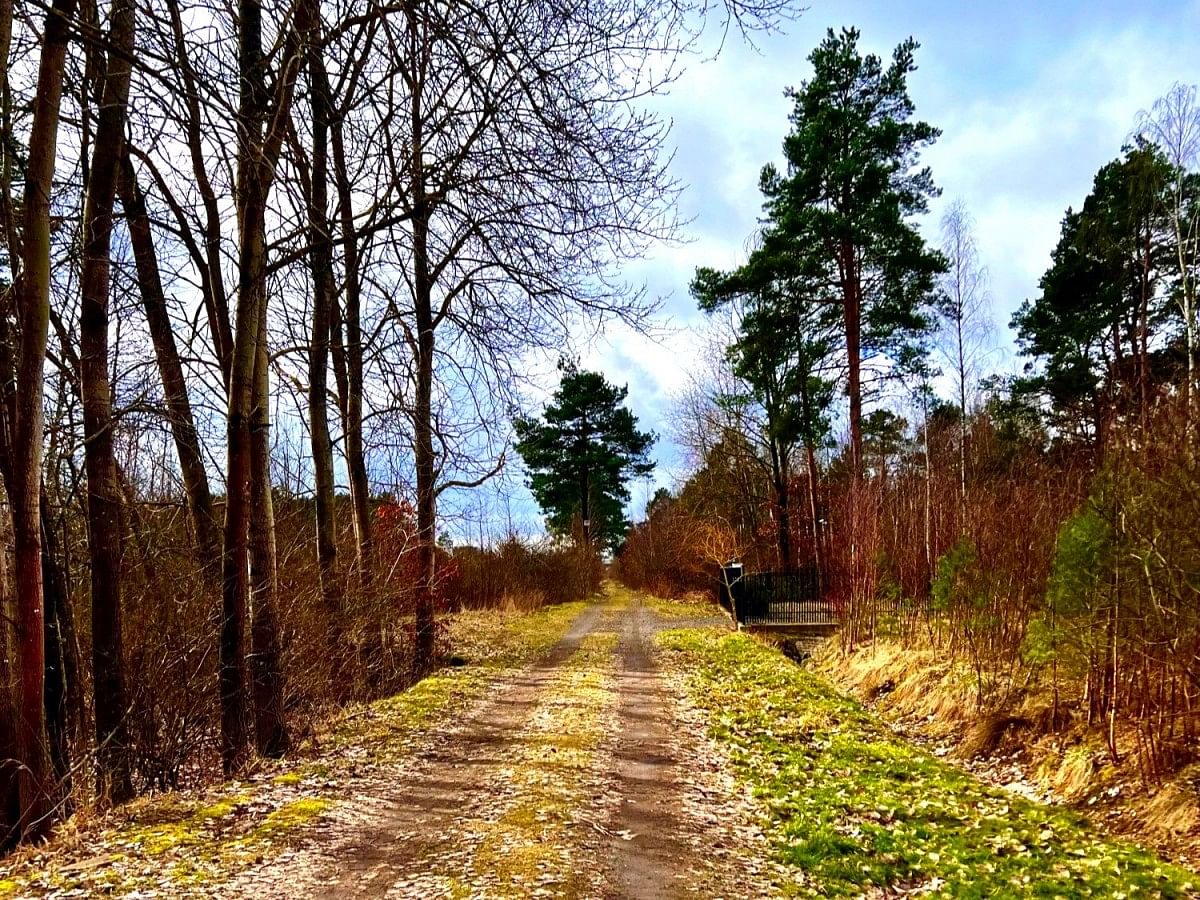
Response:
[484,0,1200,537]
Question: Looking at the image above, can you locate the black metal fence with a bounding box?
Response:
[718,567,834,627]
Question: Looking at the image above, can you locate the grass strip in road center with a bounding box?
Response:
[657,628,1199,898]
[453,630,620,898]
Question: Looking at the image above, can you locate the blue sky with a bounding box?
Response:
[486,0,1200,536]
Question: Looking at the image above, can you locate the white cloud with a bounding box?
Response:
[924,21,1200,322]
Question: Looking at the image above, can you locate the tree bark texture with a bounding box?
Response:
[79,0,136,802]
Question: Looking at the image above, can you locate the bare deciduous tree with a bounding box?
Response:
[1138,84,1200,407]
[936,199,991,507]
[0,0,81,841]
[79,0,136,803]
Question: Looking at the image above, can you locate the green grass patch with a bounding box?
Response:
[659,629,1198,898]
[645,593,723,620]
[445,599,593,670]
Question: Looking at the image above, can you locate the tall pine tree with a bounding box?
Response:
[1013,143,1176,453]
[693,263,837,572]
[515,362,655,551]
[760,27,945,478]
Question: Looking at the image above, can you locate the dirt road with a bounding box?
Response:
[225,593,777,898]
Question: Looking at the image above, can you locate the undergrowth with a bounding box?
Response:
[658,628,1199,898]
[644,593,724,621]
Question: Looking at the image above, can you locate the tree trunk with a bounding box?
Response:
[843,247,863,481]
[0,0,18,264]
[579,439,591,550]
[222,141,265,780]
[79,0,136,803]
[306,35,351,694]
[330,116,373,590]
[956,306,968,510]
[0,506,20,849]
[805,441,823,585]
[768,440,792,572]
[248,302,289,757]
[3,0,82,840]
[410,73,438,668]
[223,0,302,775]
[1139,223,1151,426]
[413,207,437,668]
[922,395,933,582]
[841,242,867,617]
[118,154,221,577]
[40,494,75,794]
[775,472,792,573]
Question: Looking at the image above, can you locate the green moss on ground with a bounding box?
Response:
[467,631,618,897]
[325,600,593,767]
[658,628,1199,898]
[251,798,330,837]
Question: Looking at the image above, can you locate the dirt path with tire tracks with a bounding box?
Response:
[223,592,777,898]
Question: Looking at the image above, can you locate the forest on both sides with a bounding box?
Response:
[1,0,1198,870]
[0,0,804,852]
[617,28,1200,850]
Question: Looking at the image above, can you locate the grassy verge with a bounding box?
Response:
[658,628,1199,898]
[0,600,593,899]
[643,592,724,621]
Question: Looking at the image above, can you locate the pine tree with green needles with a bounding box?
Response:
[515,361,655,552]
[760,27,945,478]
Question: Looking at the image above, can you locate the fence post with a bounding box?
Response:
[720,560,743,623]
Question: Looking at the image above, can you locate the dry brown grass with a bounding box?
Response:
[1142,779,1200,837]
[811,638,976,739]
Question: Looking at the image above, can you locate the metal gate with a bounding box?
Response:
[721,568,834,627]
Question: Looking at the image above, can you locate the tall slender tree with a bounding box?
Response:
[936,199,991,506]
[759,27,944,479]
[1138,84,1200,405]
[303,10,351,699]
[221,0,304,775]
[0,0,81,840]
[79,0,136,803]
